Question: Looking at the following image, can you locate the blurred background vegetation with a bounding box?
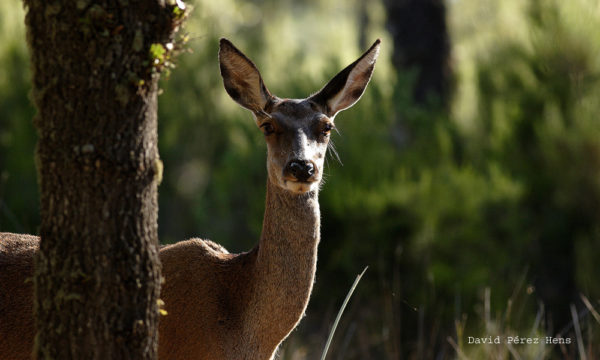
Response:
[1,0,599,358]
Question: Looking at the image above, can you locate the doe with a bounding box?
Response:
[0,38,380,360]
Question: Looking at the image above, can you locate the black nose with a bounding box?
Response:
[286,160,315,182]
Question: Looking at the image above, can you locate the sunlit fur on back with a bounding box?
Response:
[0,38,379,360]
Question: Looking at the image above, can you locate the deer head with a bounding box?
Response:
[219,38,380,194]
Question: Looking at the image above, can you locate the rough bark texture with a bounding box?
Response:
[384,0,451,106]
[24,0,183,358]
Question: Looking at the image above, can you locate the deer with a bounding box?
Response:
[0,38,380,359]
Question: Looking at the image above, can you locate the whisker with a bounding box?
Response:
[318,171,330,191]
[327,140,343,166]
[256,109,272,118]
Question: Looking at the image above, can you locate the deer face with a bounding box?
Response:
[219,38,380,194]
[256,99,332,193]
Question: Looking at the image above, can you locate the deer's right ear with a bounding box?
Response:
[219,38,273,113]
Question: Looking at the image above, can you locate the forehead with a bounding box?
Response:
[270,99,324,124]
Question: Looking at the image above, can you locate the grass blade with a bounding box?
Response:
[570,304,587,360]
[320,266,368,360]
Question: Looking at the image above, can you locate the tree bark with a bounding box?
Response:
[24,0,184,358]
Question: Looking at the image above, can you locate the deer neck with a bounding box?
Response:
[244,179,320,354]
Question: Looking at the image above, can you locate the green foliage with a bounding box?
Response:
[0,2,38,233]
[457,0,600,302]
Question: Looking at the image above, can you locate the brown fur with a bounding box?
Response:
[0,233,37,360]
[0,38,379,359]
[158,181,320,359]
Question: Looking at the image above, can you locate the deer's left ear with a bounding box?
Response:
[310,39,380,118]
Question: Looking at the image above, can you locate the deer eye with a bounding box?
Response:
[260,122,275,136]
[321,122,335,136]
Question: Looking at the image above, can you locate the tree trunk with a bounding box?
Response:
[384,0,451,106]
[24,1,184,358]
